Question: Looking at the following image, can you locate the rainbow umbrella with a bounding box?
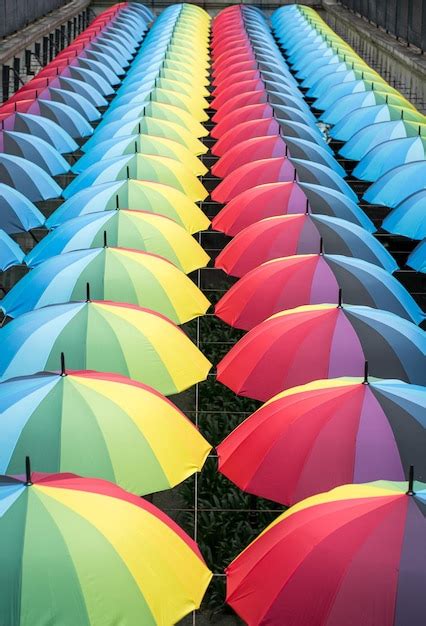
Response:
[408,239,426,272]
[218,376,426,506]
[0,471,212,625]
[0,300,211,393]
[74,133,207,176]
[0,230,24,270]
[46,180,210,234]
[0,368,211,494]
[215,214,396,276]
[227,478,426,626]
[1,247,210,322]
[217,304,425,401]
[26,210,209,272]
[212,182,373,236]
[215,255,423,328]
[63,154,208,203]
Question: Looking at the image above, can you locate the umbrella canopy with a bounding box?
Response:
[0,131,69,176]
[0,154,61,201]
[212,118,280,157]
[215,214,397,276]
[215,254,422,328]
[0,230,24,270]
[407,239,426,272]
[0,301,212,393]
[1,247,210,323]
[364,161,426,208]
[320,90,418,126]
[74,133,207,176]
[0,183,45,234]
[340,120,426,161]
[63,154,208,203]
[0,369,211,494]
[211,104,273,139]
[218,377,426,506]
[0,112,78,153]
[212,135,287,178]
[26,210,209,272]
[0,471,212,625]
[281,136,346,176]
[211,90,267,123]
[212,182,373,236]
[46,180,209,234]
[353,135,426,182]
[382,190,426,240]
[226,480,426,626]
[216,304,425,401]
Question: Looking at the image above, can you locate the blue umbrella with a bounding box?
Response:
[300,182,375,232]
[339,120,426,161]
[276,120,330,152]
[75,57,120,86]
[31,99,93,139]
[353,136,426,182]
[1,112,77,153]
[50,76,108,107]
[0,184,44,234]
[0,155,61,202]
[46,87,101,122]
[313,81,385,112]
[308,70,379,100]
[274,104,318,127]
[67,66,115,96]
[300,61,351,89]
[329,105,422,142]
[284,137,346,177]
[407,239,426,272]
[0,230,24,270]
[382,190,426,240]
[84,49,126,76]
[0,131,69,176]
[364,161,426,207]
[107,89,152,111]
[292,159,358,202]
[321,91,383,125]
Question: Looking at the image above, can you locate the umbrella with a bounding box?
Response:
[215,255,422,328]
[0,99,93,139]
[290,159,357,201]
[353,136,426,182]
[281,137,346,177]
[82,116,207,156]
[211,104,273,139]
[382,190,426,240]
[0,300,212,393]
[312,80,403,113]
[20,75,108,107]
[0,112,78,153]
[26,210,209,272]
[0,368,211,494]
[0,184,44,234]
[215,214,397,276]
[321,90,418,126]
[63,154,208,203]
[212,136,287,178]
[218,376,426,506]
[226,480,425,626]
[212,182,373,236]
[0,130,70,176]
[211,79,266,111]
[275,120,329,149]
[46,180,209,234]
[73,134,207,176]
[216,304,425,401]
[408,239,426,272]
[340,119,426,161]
[0,230,24,270]
[0,154,61,202]
[0,471,212,625]
[1,247,210,322]
[211,91,267,123]
[364,161,426,208]
[308,70,387,102]
[212,118,280,157]
[11,87,101,122]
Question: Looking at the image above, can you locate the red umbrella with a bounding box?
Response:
[212,70,261,97]
[212,136,286,177]
[211,80,265,111]
[212,91,268,124]
[212,52,255,74]
[212,118,279,156]
[212,182,308,235]
[213,61,258,83]
[216,303,424,400]
[212,104,273,140]
[211,157,296,203]
[212,39,250,58]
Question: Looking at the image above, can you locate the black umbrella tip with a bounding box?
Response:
[103,230,108,248]
[406,465,416,496]
[25,456,32,486]
[337,288,343,308]
[86,282,91,302]
[363,361,369,384]
[60,352,67,377]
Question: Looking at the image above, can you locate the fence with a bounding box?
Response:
[339,0,426,52]
[0,0,69,38]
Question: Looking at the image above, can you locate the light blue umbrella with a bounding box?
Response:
[353,136,426,182]
[382,190,426,240]
[284,137,346,177]
[300,182,375,232]
[2,112,78,154]
[46,87,100,122]
[107,88,152,111]
[274,104,318,127]
[48,76,108,108]
[0,184,45,234]
[313,80,374,112]
[292,159,358,202]
[364,161,426,207]
[407,240,426,272]
[308,70,378,101]
[276,120,330,152]
[301,61,353,88]
[329,105,419,142]
[0,131,69,176]
[339,120,426,161]
[32,99,93,139]
[0,230,24,270]
[84,49,126,76]
[67,66,115,96]
[0,155,61,202]
[75,57,120,86]
[81,119,145,151]
[321,91,381,125]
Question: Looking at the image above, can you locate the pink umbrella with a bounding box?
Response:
[212,135,286,177]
